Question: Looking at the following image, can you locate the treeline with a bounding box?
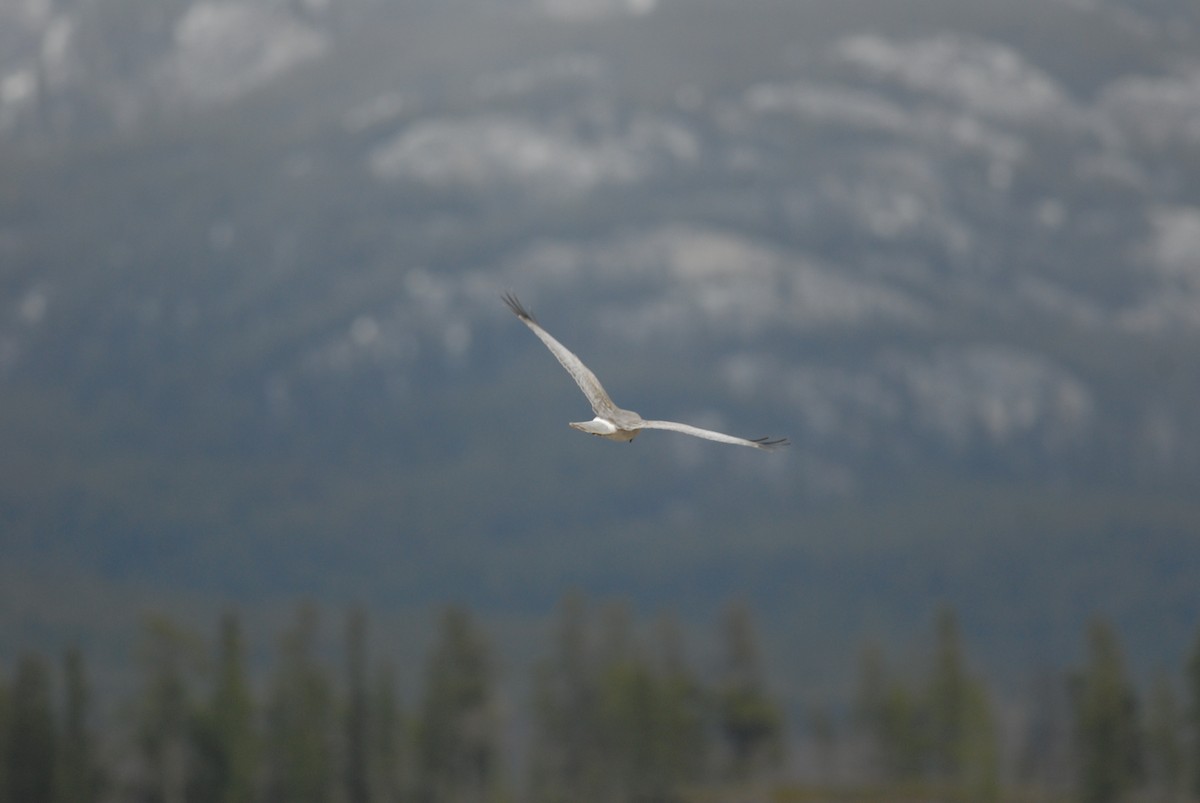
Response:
[0,597,783,803]
[2,598,1200,803]
[849,610,1200,803]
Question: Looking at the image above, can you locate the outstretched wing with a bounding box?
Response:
[503,293,620,417]
[638,420,789,450]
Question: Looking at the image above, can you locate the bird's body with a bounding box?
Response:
[503,293,787,450]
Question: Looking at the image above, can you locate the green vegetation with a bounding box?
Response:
[2,0,1200,726]
[2,600,1199,802]
[1071,618,1142,803]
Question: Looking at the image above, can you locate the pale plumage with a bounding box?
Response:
[503,293,788,450]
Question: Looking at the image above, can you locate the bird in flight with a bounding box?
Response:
[503,293,788,450]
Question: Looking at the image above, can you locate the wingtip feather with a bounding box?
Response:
[502,291,535,322]
[751,436,790,449]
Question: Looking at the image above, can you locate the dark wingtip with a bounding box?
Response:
[751,436,790,449]
[502,291,535,322]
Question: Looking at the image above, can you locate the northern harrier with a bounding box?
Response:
[504,293,788,450]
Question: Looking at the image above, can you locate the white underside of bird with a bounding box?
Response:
[504,293,788,450]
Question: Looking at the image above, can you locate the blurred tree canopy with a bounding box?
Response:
[1,599,1198,803]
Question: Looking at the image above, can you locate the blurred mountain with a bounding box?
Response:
[2,0,1199,695]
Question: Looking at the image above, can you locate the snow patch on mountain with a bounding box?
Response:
[368,114,698,196]
[161,2,328,105]
[1100,66,1200,146]
[835,33,1073,125]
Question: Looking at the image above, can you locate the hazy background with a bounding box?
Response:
[2,0,1200,718]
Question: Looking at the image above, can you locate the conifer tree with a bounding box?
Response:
[853,642,890,779]
[56,647,101,803]
[529,592,599,803]
[597,601,636,670]
[649,613,708,790]
[926,607,998,800]
[1072,617,1143,803]
[957,678,999,800]
[1144,673,1183,800]
[0,666,8,803]
[715,601,783,780]
[531,602,710,803]
[1188,627,1200,801]
[807,704,837,785]
[7,653,56,803]
[416,605,499,803]
[878,679,923,781]
[134,616,202,803]
[1016,668,1072,795]
[579,605,708,803]
[344,607,370,803]
[264,603,335,803]
[595,637,656,802]
[590,600,646,802]
[369,660,405,803]
[927,608,969,779]
[195,611,258,803]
